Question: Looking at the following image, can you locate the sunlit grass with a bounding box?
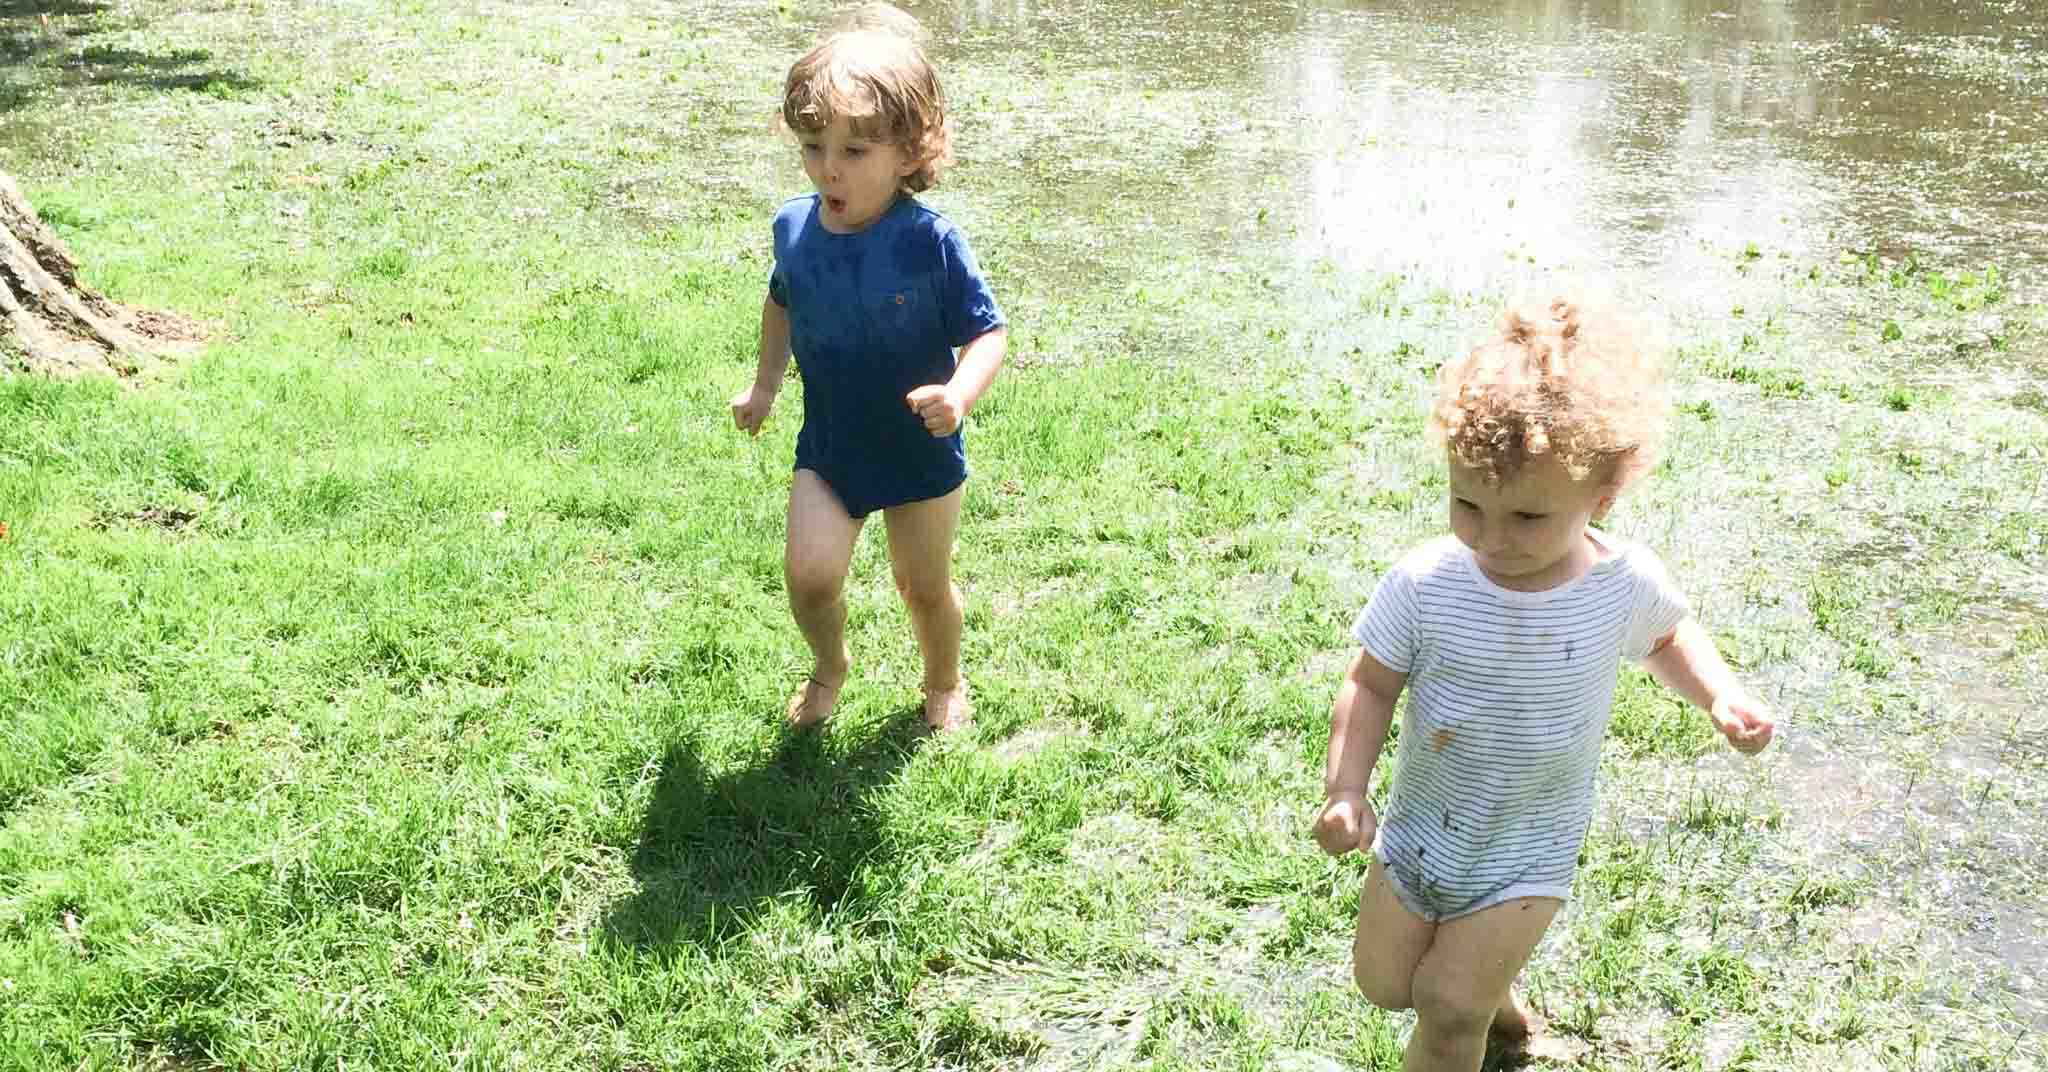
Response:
[2,1,2046,1069]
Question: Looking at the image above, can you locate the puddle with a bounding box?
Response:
[915,0,2048,323]
[1749,732,2048,1027]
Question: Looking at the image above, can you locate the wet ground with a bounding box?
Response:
[4,0,2043,1048]
[898,0,2048,1032]
[925,0,2048,309]
[671,0,2046,385]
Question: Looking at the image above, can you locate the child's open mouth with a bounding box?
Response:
[825,196,847,214]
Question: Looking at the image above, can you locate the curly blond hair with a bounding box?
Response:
[1428,298,1667,488]
[780,9,954,193]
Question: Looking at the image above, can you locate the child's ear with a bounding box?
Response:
[1590,485,1621,520]
[897,130,942,178]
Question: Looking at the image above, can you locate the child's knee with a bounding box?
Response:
[786,561,847,606]
[891,570,955,612]
[1408,971,1495,1034]
[1351,948,1412,1011]
[1353,967,1410,1012]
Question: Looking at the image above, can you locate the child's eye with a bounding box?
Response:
[1453,499,1478,512]
[801,142,822,153]
[845,146,867,157]
[1514,512,1547,522]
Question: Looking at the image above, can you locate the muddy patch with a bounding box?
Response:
[90,504,201,532]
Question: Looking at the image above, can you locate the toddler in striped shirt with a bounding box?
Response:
[1312,298,1774,1071]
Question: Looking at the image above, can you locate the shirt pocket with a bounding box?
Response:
[861,280,938,351]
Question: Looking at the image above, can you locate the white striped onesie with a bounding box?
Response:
[1351,532,1689,922]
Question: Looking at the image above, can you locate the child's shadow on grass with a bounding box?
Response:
[601,712,928,952]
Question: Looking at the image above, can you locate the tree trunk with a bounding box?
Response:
[1,170,203,378]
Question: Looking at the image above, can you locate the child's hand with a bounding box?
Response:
[1313,792,1377,857]
[731,386,775,436]
[1710,695,1775,754]
[905,384,965,436]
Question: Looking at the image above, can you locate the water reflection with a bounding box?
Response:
[917,0,2046,310]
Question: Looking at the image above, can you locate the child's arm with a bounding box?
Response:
[731,295,792,436]
[906,327,1008,437]
[1643,617,1775,754]
[1313,649,1407,856]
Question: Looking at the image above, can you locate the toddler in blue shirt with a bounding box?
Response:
[730,4,1007,733]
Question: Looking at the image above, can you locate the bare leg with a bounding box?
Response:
[1351,857,1439,1012]
[882,484,968,730]
[1402,897,1561,1072]
[783,470,862,728]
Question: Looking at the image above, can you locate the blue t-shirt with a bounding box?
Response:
[767,194,1004,514]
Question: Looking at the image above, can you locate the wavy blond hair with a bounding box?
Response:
[780,7,954,193]
[1429,298,1667,488]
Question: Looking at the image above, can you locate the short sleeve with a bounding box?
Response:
[1350,565,1420,673]
[767,199,802,308]
[939,225,1004,348]
[1622,548,1691,661]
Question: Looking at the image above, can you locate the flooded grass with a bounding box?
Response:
[1,0,2045,1068]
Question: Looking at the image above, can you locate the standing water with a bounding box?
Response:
[925,0,2047,316]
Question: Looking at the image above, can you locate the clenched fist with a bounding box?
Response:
[731,385,776,436]
[905,383,965,436]
[1710,695,1776,755]
[1313,792,1378,857]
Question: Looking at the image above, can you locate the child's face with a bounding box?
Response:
[797,117,919,233]
[1447,455,1617,591]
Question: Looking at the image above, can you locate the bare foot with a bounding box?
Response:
[1487,993,1585,1065]
[1489,992,1534,1046]
[921,679,971,733]
[785,675,842,730]
[1484,993,1538,1069]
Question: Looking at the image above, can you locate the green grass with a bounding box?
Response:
[4,1,2048,1070]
